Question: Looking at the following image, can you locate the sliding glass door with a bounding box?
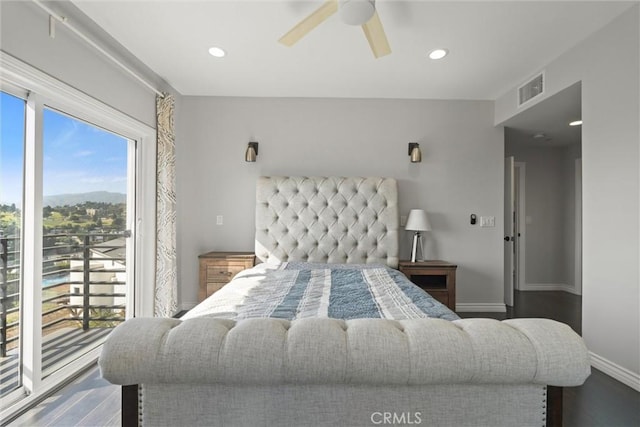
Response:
[1,53,156,420]
[40,108,133,379]
[0,89,138,404]
[0,92,136,398]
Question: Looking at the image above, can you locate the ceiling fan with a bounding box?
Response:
[278,0,391,58]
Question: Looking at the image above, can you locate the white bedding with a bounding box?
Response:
[183,262,283,320]
[183,262,459,321]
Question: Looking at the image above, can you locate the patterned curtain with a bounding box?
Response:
[154,93,178,317]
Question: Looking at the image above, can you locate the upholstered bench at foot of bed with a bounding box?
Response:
[99,317,590,427]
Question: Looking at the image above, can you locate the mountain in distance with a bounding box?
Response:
[44,191,126,207]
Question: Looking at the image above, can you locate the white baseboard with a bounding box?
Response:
[455,303,506,313]
[521,283,580,295]
[590,351,640,391]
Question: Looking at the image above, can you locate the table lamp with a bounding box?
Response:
[405,209,431,262]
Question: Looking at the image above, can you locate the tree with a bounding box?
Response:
[112,217,124,229]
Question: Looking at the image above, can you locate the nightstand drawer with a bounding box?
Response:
[426,290,449,307]
[206,282,226,296]
[398,260,457,311]
[198,251,255,301]
[206,263,246,281]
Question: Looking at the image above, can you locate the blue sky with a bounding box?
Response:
[1,92,24,206]
[1,91,128,206]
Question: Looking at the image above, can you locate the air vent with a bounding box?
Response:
[518,72,544,106]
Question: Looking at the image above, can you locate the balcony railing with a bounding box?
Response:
[0,232,128,358]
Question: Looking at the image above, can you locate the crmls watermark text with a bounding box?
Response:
[370,412,422,425]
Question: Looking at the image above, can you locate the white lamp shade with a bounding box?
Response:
[405,209,431,231]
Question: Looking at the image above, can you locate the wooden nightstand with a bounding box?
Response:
[198,251,255,301]
[398,260,457,311]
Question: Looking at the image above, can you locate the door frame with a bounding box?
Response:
[574,158,582,295]
[504,156,515,307]
[504,159,527,305]
[514,162,526,291]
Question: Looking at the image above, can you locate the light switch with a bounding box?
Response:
[216,215,223,225]
[480,216,495,227]
[400,215,407,227]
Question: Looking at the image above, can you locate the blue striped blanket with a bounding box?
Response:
[233,262,459,321]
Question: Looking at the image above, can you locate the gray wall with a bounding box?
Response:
[506,141,581,290]
[176,97,505,309]
[496,5,640,378]
[0,1,167,127]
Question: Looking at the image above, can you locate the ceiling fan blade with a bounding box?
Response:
[279,0,338,47]
[362,11,391,58]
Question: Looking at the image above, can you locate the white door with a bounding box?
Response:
[504,156,515,307]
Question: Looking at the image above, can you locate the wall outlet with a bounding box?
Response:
[216,215,223,225]
[480,216,495,227]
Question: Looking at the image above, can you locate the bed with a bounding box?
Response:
[99,176,590,427]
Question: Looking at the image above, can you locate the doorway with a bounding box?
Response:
[503,159,528,306]
[501,82,583,309]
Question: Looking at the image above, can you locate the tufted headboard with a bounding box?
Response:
[255,176,399,268]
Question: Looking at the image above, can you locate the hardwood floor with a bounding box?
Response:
[564,368,640,427]
[5,367,120,427]
[458,290,582,334]
[1,327,112,398]
[7,291,639,426]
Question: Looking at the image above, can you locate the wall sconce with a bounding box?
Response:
[408,142,422,163]
[245,142,258,162]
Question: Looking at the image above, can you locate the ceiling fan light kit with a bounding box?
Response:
[278,0,391,59]
[339,0,375,25]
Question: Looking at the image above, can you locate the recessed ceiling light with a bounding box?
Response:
[208,47,226,58]
[532,133,552,142]
[428,48,449,60]
[569,120,582,126]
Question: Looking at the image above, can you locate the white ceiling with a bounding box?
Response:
[72,0,635,100]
